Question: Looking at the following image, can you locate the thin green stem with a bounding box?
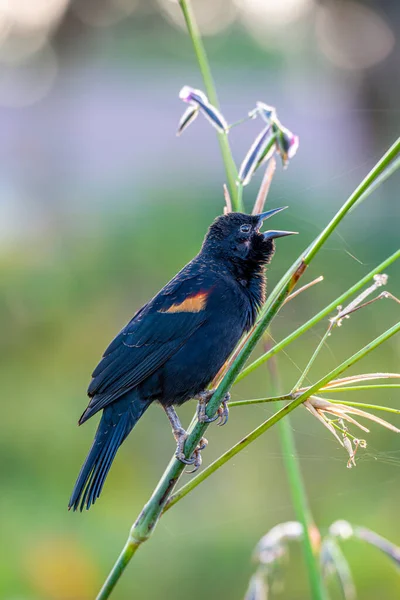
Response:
[179,0,241,210]
[267,349,327,600]
[236,249,400,383]
[349,155,400,213]
[304,137,400,264]
[292,325,332,392]
[229,394,293,407]
[320,399,400,416]
[227,114,255,131]
[229,386,400,408]
[319,384,400,393]
[165,322,400,511]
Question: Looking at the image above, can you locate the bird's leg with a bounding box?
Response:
[163,405,207,470]
[196,390,230,426]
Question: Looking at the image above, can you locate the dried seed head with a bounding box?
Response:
[305,396,399,467]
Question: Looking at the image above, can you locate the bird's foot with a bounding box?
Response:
[174,428,208,473]
[185,437,208,474]
[196,390,230,426]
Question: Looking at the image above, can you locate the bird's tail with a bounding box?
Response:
[68,394,150,511]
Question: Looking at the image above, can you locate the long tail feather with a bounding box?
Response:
[69,395,150,511]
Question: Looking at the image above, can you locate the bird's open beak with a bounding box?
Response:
[256,207,288,223]
[262,230,298,241]
[255,207,298,240]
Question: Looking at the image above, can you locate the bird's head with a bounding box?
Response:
[202,208,297,275]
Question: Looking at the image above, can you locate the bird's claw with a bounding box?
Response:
[196,390,230,426]
[185,437,208,474]
[174,429,208,472]
[216,397,229,426]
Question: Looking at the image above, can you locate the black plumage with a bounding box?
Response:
[69,210,296,511]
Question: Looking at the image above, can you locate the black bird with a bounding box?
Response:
[69,209,296,511]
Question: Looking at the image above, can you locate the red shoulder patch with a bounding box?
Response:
[160,290,209,314]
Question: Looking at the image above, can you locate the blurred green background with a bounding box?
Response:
[0,1,399,598]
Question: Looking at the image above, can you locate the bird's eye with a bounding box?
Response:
[240,224,251,234]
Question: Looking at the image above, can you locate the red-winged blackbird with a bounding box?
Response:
[69,209,296,511]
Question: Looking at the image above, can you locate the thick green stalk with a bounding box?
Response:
[267,351,327,600]
[178,0,241,210]
[96,140,400,599]
[236,249,400,383]
[166,322,400,510]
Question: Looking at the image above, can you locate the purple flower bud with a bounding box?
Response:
[274,123,299,168]
[178,85,228,134]
[177,105,199,136]
[238,125,274,186]
[179,85,208,105]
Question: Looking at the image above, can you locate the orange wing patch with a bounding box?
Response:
[160,290,209,314]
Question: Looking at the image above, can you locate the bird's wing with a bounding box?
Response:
[80,267,215,423]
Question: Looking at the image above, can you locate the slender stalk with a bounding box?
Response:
[236,249,400,383]
[316,399,400,415]
[230,394,293,407]
[304,137,400,264]
[349,154,400,213]
[267,349,327,600]
[319,384,400,393]
[228,386,400,408]
[178,0,241,210]
[293,327,331,391]
[96,140,400,599]
[166,321,400,510]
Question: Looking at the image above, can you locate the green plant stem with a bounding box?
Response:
[229,391,400,413]
[318,400,400,415]
[267,349,327,600]
[230,394,293,407]
[292,326,332,392]
[97,541,140,599]
[319,384,400,393]
[349,155,400,213]
[165,321,400,511]
[236,249,400,383]
[304,137,400,264]
[178,0,241,210]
